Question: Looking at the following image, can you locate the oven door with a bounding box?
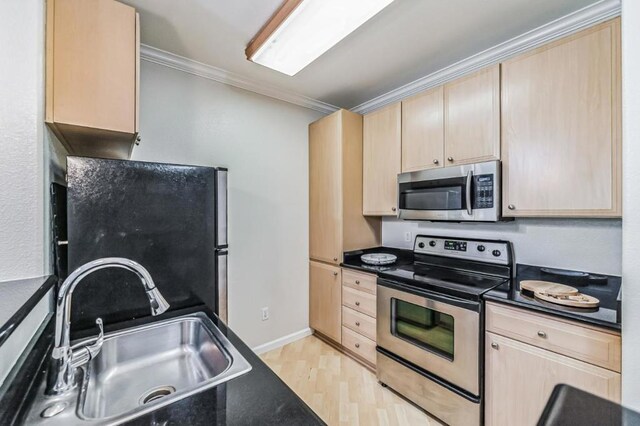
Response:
[377,281,480,395]
[397,160,500,221]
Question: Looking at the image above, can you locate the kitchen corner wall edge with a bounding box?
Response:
[351,0,621,114]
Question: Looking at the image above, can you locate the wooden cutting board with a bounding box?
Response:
[520,280,578,296]
[534,291,600,308]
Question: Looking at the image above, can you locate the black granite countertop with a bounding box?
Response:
[341,246,414,274]
[0,276,56,347]
[484,264,621,331]
[0,305,324,426]
[538,384,639,425]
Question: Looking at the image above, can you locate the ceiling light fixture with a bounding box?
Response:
[245,0,395,76]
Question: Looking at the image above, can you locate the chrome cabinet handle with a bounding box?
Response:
[391,207,397,212]
[333,272,338,277]
[448,157,454,162]
[465,170,473,216]
[355,280,360,285]
[491,342,499,350]
[355,343,360,348]
[355,321,360,326]
[508,204,516,210]
[355,301,360,306]
[537,331,547,338]
[333,257,338,261]
[433,159,439,165]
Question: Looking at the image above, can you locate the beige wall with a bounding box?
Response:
[132,61,324,348]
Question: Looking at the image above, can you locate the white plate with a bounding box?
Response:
[361,253,397,265]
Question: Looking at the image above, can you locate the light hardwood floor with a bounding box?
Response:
[261,335,442,426]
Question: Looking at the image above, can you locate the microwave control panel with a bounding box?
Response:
[473,174,494,209]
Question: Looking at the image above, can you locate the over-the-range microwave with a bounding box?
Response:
[397,160,503,222]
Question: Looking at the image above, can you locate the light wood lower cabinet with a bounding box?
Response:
[341,269,377,367]
[485,332,620,426]
[309,261,342,344]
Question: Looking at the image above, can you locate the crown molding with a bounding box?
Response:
[140,45,339,115]
[351,0,621,114]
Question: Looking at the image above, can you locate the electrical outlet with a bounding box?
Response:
[404,231,412,242]
[261,307,269,321]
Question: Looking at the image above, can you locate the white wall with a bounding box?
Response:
[132,61,324,347]
[383,218,622,275]
[621,0,640,410]
[0,0,47,281]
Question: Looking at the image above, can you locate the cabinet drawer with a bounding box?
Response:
[342,286,376,318]
[342,269,377,295]
[342,326,376,365]
[342,306,376,341]
[486,302,621,372]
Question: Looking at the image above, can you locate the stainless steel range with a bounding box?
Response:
[376,235,513,426]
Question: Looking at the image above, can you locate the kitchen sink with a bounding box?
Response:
[25,312,252,425]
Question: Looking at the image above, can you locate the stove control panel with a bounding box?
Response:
[414,236,510,265]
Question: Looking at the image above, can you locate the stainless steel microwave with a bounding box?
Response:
[397,160,502,222]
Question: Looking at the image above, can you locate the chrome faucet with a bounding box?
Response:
[47,257,170,395]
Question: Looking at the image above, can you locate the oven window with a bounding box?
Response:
[391,299,454,361]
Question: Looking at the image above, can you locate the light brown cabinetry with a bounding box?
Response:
[46,0,140,159]
[485,302,621,426]
[341,269,377,367]
[309,110,381,265]
[309,261,342,344]
[363,103,402,215]
[501,19,621,217]
[401,87,444,172]
[444,65,501,166]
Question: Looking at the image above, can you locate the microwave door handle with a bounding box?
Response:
[465,170,473,216]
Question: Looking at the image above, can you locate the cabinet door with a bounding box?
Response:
[49,0,137,133]
[444,65,500,166]
[501,19,621,217]
[309,113,343,264]
[485,332,620,426]
[401,86,444,172]
[363,103,401,216]
[309,261,342,344]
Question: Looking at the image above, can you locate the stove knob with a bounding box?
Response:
[477,245,486,252]
[429,240,436,247]
[492,249,502,257]
[418,242,425,249]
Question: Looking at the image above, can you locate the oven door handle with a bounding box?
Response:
[377,278,482,312]
[465,170,473,216]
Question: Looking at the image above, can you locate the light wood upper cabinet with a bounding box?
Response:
[309,261,342,344]
[363,103,402,216]
[444,65,500,166]
[501,19,621,217]
[46,0,140,159]
[401,86,444,172]
[309,110,380,265]
[486,332,620,426]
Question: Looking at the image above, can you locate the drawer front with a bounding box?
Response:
[342,326,376,365]
[342,306,376,341]
[486,302,621,372]
[342,286,376,318]
[342,269,377,295]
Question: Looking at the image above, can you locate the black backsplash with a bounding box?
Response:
[66,157,218,335]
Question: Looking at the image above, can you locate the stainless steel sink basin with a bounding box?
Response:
[25,312,251,425]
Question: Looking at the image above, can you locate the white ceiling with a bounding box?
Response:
[122,0,601,109]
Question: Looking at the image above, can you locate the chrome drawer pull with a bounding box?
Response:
[355,343,360,348]
[355,321,360,326]
[355,280,360,285]
[355,301,360,306]
[491,342,499,350]
[537,331,547,338]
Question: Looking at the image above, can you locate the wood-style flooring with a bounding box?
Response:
[261,335,443,426]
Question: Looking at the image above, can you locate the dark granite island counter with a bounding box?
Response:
[0,306,324,426]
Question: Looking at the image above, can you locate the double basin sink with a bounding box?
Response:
[26,312,252,424]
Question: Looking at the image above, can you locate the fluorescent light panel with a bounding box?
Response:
[248,0,395,76]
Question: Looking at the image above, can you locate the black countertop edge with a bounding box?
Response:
[483,293,621,331]
[0,304,325,426]
[537,384,640,425]
[0,276,57,347]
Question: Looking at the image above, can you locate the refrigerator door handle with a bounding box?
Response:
[216,169,228,248]
[217,250,228,323]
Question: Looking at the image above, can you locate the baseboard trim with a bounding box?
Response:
[252,327,313,355]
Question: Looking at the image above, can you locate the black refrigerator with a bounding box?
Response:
[63,156,228,333]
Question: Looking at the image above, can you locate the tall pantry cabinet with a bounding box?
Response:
[309,109,381,343]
